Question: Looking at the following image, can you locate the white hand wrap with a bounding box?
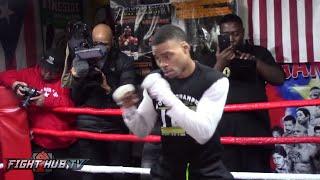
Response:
[141,73,179,106]
[112,84,135,105]
[141,73,165,89]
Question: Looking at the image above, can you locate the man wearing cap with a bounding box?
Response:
[0,48,76,180]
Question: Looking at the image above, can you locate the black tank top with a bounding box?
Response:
[153,62,225,164]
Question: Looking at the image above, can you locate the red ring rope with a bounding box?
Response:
[52,99,320,115]
[32,128,320,145]
[33,128,160,143]
[53,107,121,115]
[224,99,320,112]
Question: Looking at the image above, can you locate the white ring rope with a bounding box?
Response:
[231,172,320,180]
[1,163,320,179]
[76,165,151,174]
[75,165,320,180]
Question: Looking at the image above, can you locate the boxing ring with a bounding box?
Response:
[1,86,320,180]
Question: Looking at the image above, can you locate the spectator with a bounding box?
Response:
[214,14,285,172]
[0,48,76,180]
[70,23,136,180]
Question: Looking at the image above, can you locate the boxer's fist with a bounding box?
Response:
[141,73,173,104]
[113,84,138,108]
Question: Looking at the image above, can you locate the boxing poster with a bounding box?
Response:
[39,0,83,50]
[110,1,171,81]
[267,63,320,174]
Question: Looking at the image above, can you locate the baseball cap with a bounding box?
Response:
[40,48,65,72]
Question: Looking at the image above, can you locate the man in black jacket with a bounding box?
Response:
[70,23,136,180]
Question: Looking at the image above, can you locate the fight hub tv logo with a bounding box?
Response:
[6,151,87,172]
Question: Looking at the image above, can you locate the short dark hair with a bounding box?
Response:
[272,126,284,136]
[296,107,310,117]
[151,24,187,46]
[314,125,320,132]
[219,14,243,27]
[272,146,287,158]
[310,86,320,91]
[283,115,296,124]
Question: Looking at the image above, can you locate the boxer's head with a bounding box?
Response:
[151,25,195,79]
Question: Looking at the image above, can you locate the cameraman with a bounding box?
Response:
[0,48,76,180]
[70,23,136,180]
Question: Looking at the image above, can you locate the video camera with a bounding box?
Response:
[15,84,40,108]
[66,21,108,77]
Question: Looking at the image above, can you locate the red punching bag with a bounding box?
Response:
[0,86,33,180]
